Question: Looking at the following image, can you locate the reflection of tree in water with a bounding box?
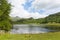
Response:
[13,26,19,30]
[29,24,33,33]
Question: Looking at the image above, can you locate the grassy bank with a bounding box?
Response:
[45,23,60,27]
[0,32,60,40]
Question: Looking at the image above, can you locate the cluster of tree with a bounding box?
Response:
[0,0,12,32]
[44,12,60,23]
[12,12,60,24]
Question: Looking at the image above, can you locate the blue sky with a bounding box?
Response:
[9,0,60,19]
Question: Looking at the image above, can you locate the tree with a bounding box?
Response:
[0,0,12,32]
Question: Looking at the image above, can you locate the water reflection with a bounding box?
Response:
[10,24,52,34]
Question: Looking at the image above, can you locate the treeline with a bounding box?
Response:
[12,12,60,24]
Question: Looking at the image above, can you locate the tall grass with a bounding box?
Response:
[0,32,60,40]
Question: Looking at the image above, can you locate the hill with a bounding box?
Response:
[11,12,60,24]
[44,12,60,23]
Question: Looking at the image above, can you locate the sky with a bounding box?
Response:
[8,0,60,19]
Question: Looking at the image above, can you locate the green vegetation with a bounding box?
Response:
[11,17,44,24]
[0,32,60,40]
[0,0,12,32]
[44,12,60,23]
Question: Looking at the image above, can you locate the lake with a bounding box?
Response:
[10,24,54,34]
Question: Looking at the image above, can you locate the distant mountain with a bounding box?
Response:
[11,16,20,21]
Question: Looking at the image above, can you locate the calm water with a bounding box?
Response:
[10,24,53,34]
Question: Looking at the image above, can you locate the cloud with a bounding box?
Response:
[30,0,60,13]
[9,0,60,19]
[9,0,46,18]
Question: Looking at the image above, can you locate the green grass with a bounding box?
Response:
[45,23,60,26]
[0,32,60,40]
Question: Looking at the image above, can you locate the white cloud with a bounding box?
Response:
[9,0,46,19]
[32,0,60,11]
[9,0,60,19]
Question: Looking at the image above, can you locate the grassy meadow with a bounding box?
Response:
[0,32,60,40]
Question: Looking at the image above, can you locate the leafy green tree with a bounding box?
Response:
[0,0,12,32]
